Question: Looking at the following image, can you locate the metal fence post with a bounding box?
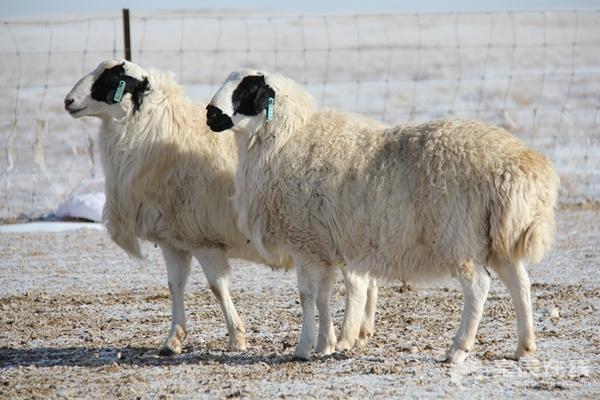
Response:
[123,8,131,61]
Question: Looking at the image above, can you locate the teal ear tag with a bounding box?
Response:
[113,80,126,103]
[266,97,275,121]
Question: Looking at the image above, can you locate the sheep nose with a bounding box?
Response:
[64,98,74,109]
[206,104,223,122]
[206,105,234,132]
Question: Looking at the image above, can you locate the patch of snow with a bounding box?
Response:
[0,221,104,233]
[55,179,105,222]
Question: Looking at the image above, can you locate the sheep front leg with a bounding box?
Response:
[446,264,491,364]
[357,276,378,348]
[194,248,247,352]
[491,260,536,360]
[293,258,324,360]
[336,268,369,351]
[315,266,337,355]
[159,244,192,356]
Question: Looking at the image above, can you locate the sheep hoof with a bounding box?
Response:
[315,337,336,355]
[159,338,182,356]
[355,336,369,349]
[293,342,314,361]
[227,337,248,352]
[445,348,469,364]
[356,326,373,348]
[335,338,355,352]
[516,345,536,361]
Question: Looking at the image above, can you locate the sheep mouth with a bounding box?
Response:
[67,106,87,116]
[207,116,234,132]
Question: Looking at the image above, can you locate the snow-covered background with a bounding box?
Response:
[1,10,599,221]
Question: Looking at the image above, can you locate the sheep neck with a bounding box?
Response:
[230,92,316,263]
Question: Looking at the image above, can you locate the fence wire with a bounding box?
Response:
[1,10,599,221]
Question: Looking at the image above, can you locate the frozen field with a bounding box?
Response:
[1,208,599,398]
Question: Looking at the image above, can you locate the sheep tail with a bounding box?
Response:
[488,159,559,264]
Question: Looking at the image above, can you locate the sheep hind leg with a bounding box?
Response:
[314,266,337,355]
[159,244,192,356]
[195,248,247,352]
[490,260,536,360]
[336,268,370,351]
[446,264,491,364]
[356,276,378,348]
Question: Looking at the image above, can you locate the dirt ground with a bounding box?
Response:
[1,209,599,399]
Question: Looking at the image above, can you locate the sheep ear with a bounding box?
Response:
[254,84,275,117]
[130,76,150,112]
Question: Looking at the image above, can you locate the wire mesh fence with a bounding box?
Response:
[1,10,599,221]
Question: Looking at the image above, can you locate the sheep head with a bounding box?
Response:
[64,59,151,120]
[206,70,276,136]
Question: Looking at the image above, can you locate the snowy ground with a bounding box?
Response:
[1,208,599,398]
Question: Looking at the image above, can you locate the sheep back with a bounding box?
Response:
[242,114,558,280]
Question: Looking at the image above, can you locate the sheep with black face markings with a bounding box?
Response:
[64,60,378,357]
[206,69,559,362]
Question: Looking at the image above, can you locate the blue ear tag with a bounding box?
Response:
[266,97,275,122]
[113,80,126,103]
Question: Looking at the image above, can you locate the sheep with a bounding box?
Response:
[64,59,378,356]
[206,69,559,362]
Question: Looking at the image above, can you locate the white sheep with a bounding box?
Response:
[64,60,378,356]
[206,70,559,362]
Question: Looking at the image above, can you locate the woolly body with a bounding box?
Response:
[227,78,557,280]
[207,70,559,361]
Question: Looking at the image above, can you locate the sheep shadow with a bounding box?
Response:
[0,345,350,369]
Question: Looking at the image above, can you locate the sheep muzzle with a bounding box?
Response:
[206,105,234,132]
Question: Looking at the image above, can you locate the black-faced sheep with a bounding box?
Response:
[64,60,378,356]
[206,70,559,362]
